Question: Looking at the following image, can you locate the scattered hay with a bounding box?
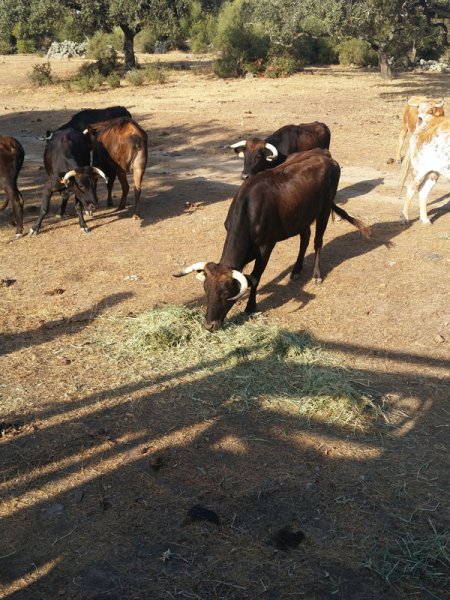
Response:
[365,521,449,591]
[97,305,384,429]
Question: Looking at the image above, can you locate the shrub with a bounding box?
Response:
[143,62,167,84]
[27,63,53,86]
[87,31,122,61]
[0,39,12,54]
[265,55,302,78]
[337,38,378,67]
[16,39,36,54]
[135,29,158,54]
[106,73,121,88]
[126,69,146,86]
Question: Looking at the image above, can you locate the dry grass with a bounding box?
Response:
[96,304,384,430]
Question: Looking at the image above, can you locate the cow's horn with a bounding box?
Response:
[173,261,207,278]
[264,142,278,161]
[63,170,77,184]
[229,270,249,301]
[230,141,246,149]
[93,167,108,182]
[434,98,444,107]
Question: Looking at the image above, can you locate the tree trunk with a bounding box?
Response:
[121,25,137,71]
[378,50,393,79]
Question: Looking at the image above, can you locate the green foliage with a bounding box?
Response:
[27,62,53,86]
[265,55,302,78]
[0,39,12,54]
[87,31,122,60]
[337,38,378,67]
[16,38,36,53]
[126,68,146,86]
[143,62,167,84]
[213,0,270,78]
[180,0,217,53]
[135,28,158,54]
[106,72,121,88]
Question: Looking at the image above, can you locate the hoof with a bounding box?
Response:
[314,277,323,285]
[132,214,141,221]
[290,272,301,281]
[55,214,63,220]
[80,227,90,234]
[245,311,261,318]
[15,232,24,239]
[28,228,37,237]
[420,218,432,225]
[400,215,409,225]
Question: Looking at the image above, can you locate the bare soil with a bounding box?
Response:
[0,54,449,600]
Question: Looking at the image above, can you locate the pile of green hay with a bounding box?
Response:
[98,305,382,429]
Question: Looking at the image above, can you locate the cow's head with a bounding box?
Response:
[173,261,249,331]
[230,138,278,179]
[408,97,445,118]
[62,167,108,212]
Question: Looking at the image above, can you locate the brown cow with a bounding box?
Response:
[396,96,444,163]
[0,135,25,238]
[174,149,370,331]
[87,117,148,219]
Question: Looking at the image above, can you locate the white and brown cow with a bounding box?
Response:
[400,113,450,225]
[396,96,445,163]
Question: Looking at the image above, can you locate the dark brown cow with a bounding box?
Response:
[87,117,148,218]
[230,122,331,179]
[29,128,107,236]
[0,135,25,238]
[174,149,370,331]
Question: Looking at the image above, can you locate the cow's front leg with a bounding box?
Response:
[75,199,90,233]
[291,226,311,280]
[245,246,273,315]
[29,184,53,236]
[117,169,129,210]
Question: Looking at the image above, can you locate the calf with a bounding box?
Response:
[230,122,331,179]
[29,128,107,235]
[400,113,450,225]
[396,96,444,163]
[0,136,25,238]
[87,117,148,218]
[174,149,370,331]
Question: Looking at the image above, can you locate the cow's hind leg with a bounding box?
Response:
[132,167,145,220]
[291,226,311,280]
[312,208,332,283]
[117,168,130,211]
[418,172,438,224]
[5,184,24,238]
[75,198,90,233]
[57,189,70,219]
[400,182,416,224]
[29,184,53,236]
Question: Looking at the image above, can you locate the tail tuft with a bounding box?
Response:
[332,204,371,239]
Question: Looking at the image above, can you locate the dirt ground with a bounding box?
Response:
[0,53,449,599]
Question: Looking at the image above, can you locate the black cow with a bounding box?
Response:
[45,106,132,139]
[0,135,25,238]
[230,122,331,179]
[29,128,107,236]
[174,149,370,331]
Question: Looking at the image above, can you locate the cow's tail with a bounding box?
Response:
[399,148,411,191]
[332,204,371,239]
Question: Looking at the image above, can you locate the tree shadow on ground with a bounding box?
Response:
[1,318,448,599]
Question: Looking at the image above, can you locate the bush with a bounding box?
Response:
[126,69,146,86]
[87,31,122,61]
[337,38,378,67]
[27,63,53,86]
[0,39,12,54]
[265,55,303,78]
[106,73,121,88]
[143,62,167,84]
[135,29,158,54]
[16,39,36,54]
[213,0,270,78]
[179,0,217,53]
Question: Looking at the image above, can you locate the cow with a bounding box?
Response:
[29,128,107,236]
[400,112,450,225]
[230,122,331,179]
[0,136,25,238]
[86,117,148,218]
[396,96,444,163]
[174,149,370,331]
[45,106,132,140]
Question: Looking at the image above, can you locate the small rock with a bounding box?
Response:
[1,278,16,287]
[433,334,445,344]
[44,288,65,296]
[124,274,140,281]
[386,158,395,164]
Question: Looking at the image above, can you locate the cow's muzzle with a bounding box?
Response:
[204,319,222,332]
